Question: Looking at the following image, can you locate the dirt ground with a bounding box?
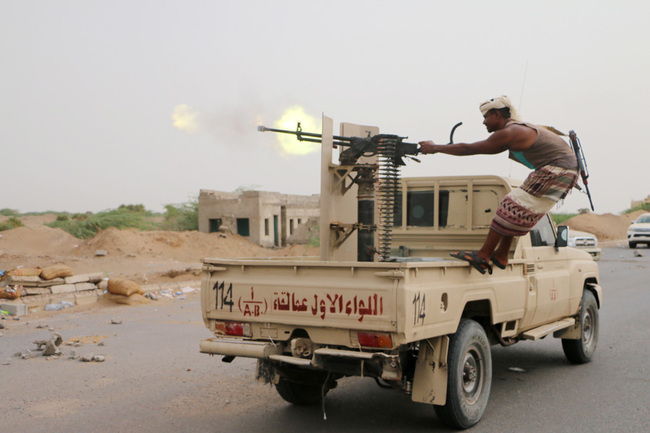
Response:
[0,210,644,286]
[562,210,647,242]
[0,214,319,285]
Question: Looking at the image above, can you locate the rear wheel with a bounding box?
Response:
[434,319,492,430]
[562,289,599,364]
[275,376,325,405]
[274,369,336,406]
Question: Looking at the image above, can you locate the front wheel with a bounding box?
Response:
[629,241,637,248]
[434,319,492,430]
[562,289,599,364]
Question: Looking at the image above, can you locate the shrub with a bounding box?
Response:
[118,204,147,213]
[551,213,578,225]
[47,207,154,239]
[307,225,320,248]
[0,216,24,231]
[0,208,19,217]
[623,202,650,214]
[160,197,198,231]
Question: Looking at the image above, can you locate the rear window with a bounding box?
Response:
[394,190,449,227]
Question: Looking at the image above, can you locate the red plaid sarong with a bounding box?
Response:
[520,165,578,201]
[491,166,578,237]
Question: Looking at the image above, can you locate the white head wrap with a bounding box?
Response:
[479,95,521,121]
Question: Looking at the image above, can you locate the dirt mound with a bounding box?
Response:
[0,225,80,256]
[80,228,296,262]
[564,210,645,241]
[0,221,318,284]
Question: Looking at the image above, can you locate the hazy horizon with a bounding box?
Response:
[2,1,649,215]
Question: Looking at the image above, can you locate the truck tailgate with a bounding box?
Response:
[201,258,404,332]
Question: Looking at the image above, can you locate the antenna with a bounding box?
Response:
[518,60,528,112]
[510,60,529,178]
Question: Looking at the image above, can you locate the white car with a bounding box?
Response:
[568,229,601,261]
[627,213,650,248]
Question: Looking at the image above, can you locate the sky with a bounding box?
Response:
[2,0,649,215]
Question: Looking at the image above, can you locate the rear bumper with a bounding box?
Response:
[200,337,401,380]
[200,338,280,358]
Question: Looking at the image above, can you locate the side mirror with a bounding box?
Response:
[556,225,568,248]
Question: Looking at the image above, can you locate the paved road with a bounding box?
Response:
[1,246,648,432]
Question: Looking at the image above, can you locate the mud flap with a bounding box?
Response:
[411,336,449,406]
[256,359,279,385]
[554,283,602,340]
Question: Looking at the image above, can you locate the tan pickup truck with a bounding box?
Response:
[200,118,602,429]
[200,174,602,429]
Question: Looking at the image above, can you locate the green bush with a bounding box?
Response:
[0,216,24,231]
[307,225,320,248]
[0,208,19,217]
[623,202,650,214]
[118,204,146,213]
[551,213,578,225]
[160,197,198,231]
[47,207,155,239]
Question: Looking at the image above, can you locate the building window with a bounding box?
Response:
[209,218,222,233]
[237,218,250,237]
[298,218,302,224]
[264,218,269,236]
[289,219,294,235]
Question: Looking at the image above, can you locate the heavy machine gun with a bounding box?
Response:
[259,121,463,262]
[258,123,421,166]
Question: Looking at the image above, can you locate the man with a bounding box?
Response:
[418,96,578,274]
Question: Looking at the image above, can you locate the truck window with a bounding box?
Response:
[530,215,555,247]
[394,190,449,228]
[408,191,434,226]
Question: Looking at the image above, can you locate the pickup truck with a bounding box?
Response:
[200,174,602,430]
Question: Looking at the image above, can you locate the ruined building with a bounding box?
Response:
[198,189,320,248]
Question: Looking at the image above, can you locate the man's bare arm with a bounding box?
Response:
[419,125,535,156]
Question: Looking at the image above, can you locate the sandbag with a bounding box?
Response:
[104,292,149,305]
[107,278,143,297]
[40,265,74,280]
[2,268,42,280]
[0,285,22,299]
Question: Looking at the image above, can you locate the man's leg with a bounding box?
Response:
[478,229,502,261]
[492,235,514,266]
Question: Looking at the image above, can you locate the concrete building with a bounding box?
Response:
[198,189,320,248]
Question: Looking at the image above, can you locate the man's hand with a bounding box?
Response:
[418,140,437,154]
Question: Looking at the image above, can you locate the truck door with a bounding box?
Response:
[527,215,571,326]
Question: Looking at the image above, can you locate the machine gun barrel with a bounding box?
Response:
[257,124,353,144]
[257,123,420,160]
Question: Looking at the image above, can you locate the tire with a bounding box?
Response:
[434,319,492,430]
[562,290,599,364]
[629,241,637,248]
[275,375,327,406]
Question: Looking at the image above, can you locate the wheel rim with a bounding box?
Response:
[461,346,484,405]
[582,304,597,351]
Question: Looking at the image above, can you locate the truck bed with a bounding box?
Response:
[201,256,529,347]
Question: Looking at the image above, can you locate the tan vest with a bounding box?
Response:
[506,121,577,170]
